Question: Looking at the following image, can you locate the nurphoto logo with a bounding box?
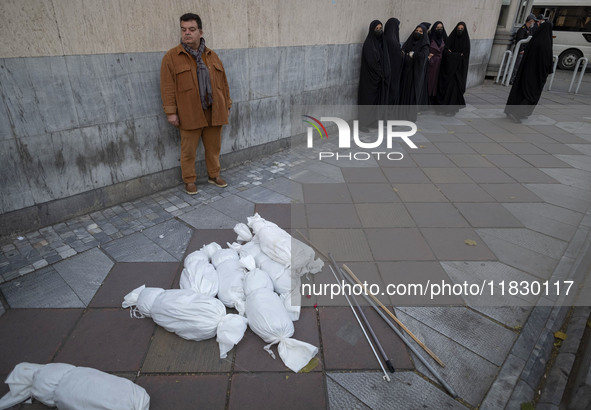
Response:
[303,116,418,161]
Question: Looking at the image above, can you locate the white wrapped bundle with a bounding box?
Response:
[122,285,247,358]
[246,213,323,278]
[233,222,253,242]
[211,248,246,314]
[0,362,150,410]
[245,286,318,373]
[180,242,221,297]
[243,266,274,297]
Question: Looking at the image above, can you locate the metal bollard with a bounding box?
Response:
[547,55,559,91]
[568,57,588,94]
[504,36,532,86]
[496,50,513,84]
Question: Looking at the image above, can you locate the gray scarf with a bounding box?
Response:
[182,38,213,110]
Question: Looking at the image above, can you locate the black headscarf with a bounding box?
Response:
[505,22,554,119]
[428,21,448,47]
[358,20,386,106]
[402,24,430,54]
[436,21,471,111]
[384,18,404,105]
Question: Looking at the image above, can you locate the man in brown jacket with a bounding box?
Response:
[160,13,232,194]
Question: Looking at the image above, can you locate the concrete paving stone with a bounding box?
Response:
[538,352,576,405]
[308,228,373,262]
[52,247,114,306]
[503,202,582,242]
[484,154,534,168]
[567,143,591,156]
[477,228,566,279]
[306,204,361,228]
[254,203,292,229]
[377,261,464,306]
[479,353,527,410]
[355,203,416,228]
[541,143,589,156]
[454,132,493,143]
[347,183,401,203]
[422,167,474,183]
[526,183,591,213]
[420,227,496,260]
[397,306,517,366]
[405,203,469,228]
[318,306,413,370]
[340,167,388,183]
[501,143,548,155]
[228,372,326,410]
[423,134,462,143]
[142,326,234,373]
[394,310,499,406]
[373,152,418,168]
[433,142,477,154]
[519,154,573,168]
[455,202,523,227]
[54,309,155,372]
[440,261,540,307]
[541,168,591,191]
[327,371,465,409]
[555,154,591,172]
[262,176,304,202]
[302,183,352,203]
[209,194,256,223]
[184,229,238,256]
[289,162,345,183]
[392,183,449,202]
[437,183,496,203]
[467,142,513,155]
[311,261,391,307]
[140,220,193,261]
[0,309,83,374]
[89,262,179,308]
[520,328,555,390]
[409,153,457,168]
[326,377,371,410]
[238,185,294,204]
[101,231,176,262]
[235,308,321,371]
[0,266,84,308]
[178,203,242,230]
[479,228,567,260]
[501,167,561,184]
[365,228,436,261]
[480,183,544,202]
[137,375,229,410]
[382,167,430,183]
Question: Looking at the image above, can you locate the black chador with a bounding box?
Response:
[504,22,553,122]
[399,24,430,121]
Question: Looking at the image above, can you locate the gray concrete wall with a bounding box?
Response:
[0,0,503,236]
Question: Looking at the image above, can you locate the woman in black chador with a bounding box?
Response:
[399,24,430,121]
[437,22,471,116]
[358,20,388,131]
[504,21,554,123]
[384,18,404,106]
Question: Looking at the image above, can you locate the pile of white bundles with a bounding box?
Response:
[122,284,247,359]
[231,213,324,321]
[243,263,318,373]
[0,362,150,410]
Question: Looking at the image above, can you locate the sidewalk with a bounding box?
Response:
[0,70,590,409]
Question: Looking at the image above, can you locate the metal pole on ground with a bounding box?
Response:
[497,50,513,84]
[547,55,559,91]
[504,36,532,86]
[568,57,588,94]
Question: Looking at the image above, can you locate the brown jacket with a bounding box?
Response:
[160,43,232,130]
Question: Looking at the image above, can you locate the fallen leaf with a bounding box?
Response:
[298,357,320,373]
[419,145,426,148]
[393,187,398,192]
[465,239,477,246]
[554,331,567,341]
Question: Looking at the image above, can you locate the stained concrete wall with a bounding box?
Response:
[0,0,502,236]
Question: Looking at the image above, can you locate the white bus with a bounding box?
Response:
[532,0,591,69]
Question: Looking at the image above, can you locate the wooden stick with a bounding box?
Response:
[295,229,445,367]
[342,264,445,368]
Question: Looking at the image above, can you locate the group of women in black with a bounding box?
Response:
[358,18,471,129]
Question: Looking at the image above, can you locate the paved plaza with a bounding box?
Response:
[0,71,590,409]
